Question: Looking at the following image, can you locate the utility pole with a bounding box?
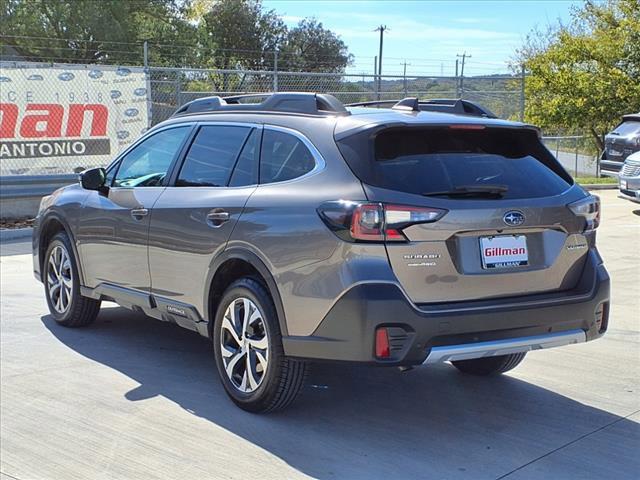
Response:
[401,60,410,97]
[375,25,387,100]
[456,52,471,98]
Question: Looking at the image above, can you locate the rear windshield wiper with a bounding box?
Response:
[422,184,508,198]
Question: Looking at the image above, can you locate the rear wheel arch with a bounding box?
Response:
[205,249,288,338]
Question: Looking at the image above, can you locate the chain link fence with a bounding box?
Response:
[149,66,525,125]
[541,135,600,177]
[4,60,597,178]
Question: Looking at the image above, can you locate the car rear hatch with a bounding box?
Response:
[335,123,596,304]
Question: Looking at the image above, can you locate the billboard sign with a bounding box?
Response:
[0,64,149,175]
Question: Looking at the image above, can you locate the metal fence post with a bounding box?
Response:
[556,137,560,158]
[174,76,181,108]
[374,56,378,100]
[455,59,459,97]
[143,41,148,70]
[519,64,525,122]
[574,138,579,177]
[273,50,278,92]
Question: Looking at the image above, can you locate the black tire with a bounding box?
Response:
[451,352,526,376]
[43,232,101,327]
[212,278,307,413]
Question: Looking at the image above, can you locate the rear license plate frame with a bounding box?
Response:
[480,235,529,269]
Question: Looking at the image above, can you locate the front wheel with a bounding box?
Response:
[44,232,101,327]
[213,278,307,413]
[451,352,526,376]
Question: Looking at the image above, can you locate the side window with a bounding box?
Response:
[177,125,251,187]
[260,129,316,184]
[229,128,260,187]
[113,127,189,187]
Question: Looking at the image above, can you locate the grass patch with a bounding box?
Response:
[575,177,616,185]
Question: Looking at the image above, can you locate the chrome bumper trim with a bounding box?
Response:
[423,329,586,364]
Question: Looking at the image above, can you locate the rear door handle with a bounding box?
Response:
[206,209,230,227]
[130,208,148,219]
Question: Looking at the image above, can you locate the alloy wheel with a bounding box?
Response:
[220,297,269,393]
[47,245,73,313]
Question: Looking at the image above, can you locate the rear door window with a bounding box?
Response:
[338,127,572,199]
[260,129,316,184]
[177,125,251,187]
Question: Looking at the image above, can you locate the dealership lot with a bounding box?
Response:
[1,190,638,480]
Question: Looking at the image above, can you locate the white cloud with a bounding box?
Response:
[281,15,304,24]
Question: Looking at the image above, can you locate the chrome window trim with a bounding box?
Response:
[106,120,326,188]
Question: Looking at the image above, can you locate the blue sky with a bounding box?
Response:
[263,0,581,76]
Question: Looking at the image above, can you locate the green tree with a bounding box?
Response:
[516,0,640,150]
[1,0,197,65]
[198,0,286,71]
[278,18,352,73]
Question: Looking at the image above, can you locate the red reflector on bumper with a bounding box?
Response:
[375,328,390,359]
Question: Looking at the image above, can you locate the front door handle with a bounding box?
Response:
[130,207,148,219]
[206,209,230,227]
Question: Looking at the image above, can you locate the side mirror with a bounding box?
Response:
[80,167,107,191]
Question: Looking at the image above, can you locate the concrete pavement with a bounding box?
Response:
[1,190,639,479]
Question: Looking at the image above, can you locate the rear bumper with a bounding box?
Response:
[282,250,610,365]
[423,329,585,364]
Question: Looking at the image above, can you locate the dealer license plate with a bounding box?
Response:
[480,235,528,269]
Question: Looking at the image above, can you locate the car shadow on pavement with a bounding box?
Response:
[42,307,640,479]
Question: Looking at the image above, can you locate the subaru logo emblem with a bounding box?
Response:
[503,211,525,226]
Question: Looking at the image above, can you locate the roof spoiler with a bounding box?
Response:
[172,92,349,117]
[345,98,498,118]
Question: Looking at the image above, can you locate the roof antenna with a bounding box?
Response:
[392,97,420,112]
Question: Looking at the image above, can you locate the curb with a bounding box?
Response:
[0,227,32,242]
[581,184,617,190]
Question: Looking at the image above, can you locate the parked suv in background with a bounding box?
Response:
[33,93,610,412]
[601,113,640,176]
[618,151,640,203]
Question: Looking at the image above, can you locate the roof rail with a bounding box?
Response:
[345,98,498,118]
[172,92,349,117]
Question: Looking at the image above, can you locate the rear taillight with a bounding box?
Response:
[568,195,600,232]
[318,201,446,242]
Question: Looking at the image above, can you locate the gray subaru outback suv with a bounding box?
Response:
[33,93,610,412]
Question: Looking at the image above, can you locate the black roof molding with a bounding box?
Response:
[172,92,349,117]
[346,98,498,119]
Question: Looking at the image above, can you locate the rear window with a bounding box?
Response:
[612,121,640,136]
[338,127,572,200]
